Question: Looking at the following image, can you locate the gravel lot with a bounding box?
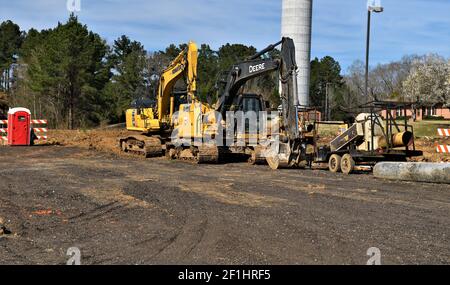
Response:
[0,146,449,264]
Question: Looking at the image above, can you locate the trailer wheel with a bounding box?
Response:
[329,154,342,173]
[341,154,355,175]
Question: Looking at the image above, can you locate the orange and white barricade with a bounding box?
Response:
[437,128,450,137]
[436,145,450,153]
[0,120,7,145]
[0,119,48,145]
[31,119,48,141]
[436,128,450,153]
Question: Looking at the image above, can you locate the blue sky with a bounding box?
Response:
[0,0,449,71]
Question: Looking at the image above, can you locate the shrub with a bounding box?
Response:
[395,116,412,121]
[423,116,446,121]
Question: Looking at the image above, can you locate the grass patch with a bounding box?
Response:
[316,124,341,137]
[408,120,450,138]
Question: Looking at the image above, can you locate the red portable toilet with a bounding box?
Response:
[7,108,31,146]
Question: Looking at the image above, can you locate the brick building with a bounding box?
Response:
[381,103,450,121]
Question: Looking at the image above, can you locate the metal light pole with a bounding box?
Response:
[365,2,384,100]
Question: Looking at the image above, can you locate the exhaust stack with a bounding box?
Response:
[281,0,313,107]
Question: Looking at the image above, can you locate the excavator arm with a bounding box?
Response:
[279,37,299,140]
[121,41,199,157]
[215,37,298,130]
[157,41,198,124]
[264,38,309,170]
[216,58,280,118]
[213,38,300,170]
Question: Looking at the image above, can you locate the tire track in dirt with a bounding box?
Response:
[68,201,120,221]
[151,208,209,263]
[123,183,211,264]
[1,146,450,264]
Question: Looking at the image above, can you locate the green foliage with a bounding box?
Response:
[0,91,7,117]
[310,56,343,107]
[163,44,183,59]
[19,28,46,61]
[197,44,218,103]
[407,120,450,138]
[0,20,24,93]
[25,14,110,128]
[395,116,412,121]
[0,20,23,68]
[103,35,148,123]
[2,17,353,128]
[423,116,446,121]
[217,43,257,72]
[215,44,282,107]
[328,85,355,121]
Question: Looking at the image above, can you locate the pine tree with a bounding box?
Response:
[0,20,23,92]
[26,14,110,128]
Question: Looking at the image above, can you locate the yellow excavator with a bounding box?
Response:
[119,38,299,165]
[166,37,301,166]
[119,41,209,157]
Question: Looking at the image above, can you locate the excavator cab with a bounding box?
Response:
[227,93,268,136]
[237,94,265,113]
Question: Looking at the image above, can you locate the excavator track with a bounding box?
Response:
[197,145,220,164]
[248,146,267,165]
[165,145,219,164]
[119,135,163,158]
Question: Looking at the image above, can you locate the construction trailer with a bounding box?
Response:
[308,101,423,174]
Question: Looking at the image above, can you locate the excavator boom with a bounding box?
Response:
[216,58,280,118]
[120,41,199,157]
[157,41,198,124]
[279,36,299,140]
[192,38,300,166]
[215,37,298,129]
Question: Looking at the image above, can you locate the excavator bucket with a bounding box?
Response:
[280,37,300,140]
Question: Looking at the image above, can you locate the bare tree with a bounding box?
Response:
[344,60,366,104]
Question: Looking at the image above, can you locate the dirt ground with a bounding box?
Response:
[46,129,129,156]
[413,137,450,162]
[0,141,449,265]
[47,129,450,162]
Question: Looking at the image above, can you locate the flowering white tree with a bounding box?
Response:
[402,54,450,106]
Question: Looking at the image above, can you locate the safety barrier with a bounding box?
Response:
[0,120,7,144]
[31,120,48,141]
[436,128,449,153]
[0,119,48,145]
[438,128,450,137]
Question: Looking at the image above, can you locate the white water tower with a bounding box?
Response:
[281,0,313,107]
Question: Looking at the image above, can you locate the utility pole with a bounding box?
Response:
[365,10,371,100]
[325,83,332,121]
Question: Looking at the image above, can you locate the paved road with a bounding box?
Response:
[0,146,449,264]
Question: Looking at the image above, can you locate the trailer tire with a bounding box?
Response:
[329,154,342,173]
[341,154,355,175]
